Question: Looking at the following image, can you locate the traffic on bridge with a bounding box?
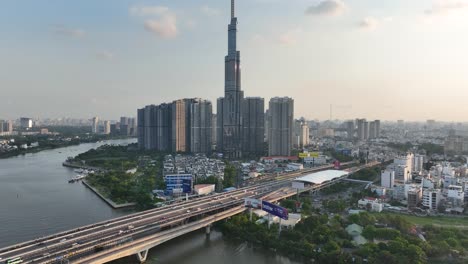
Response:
[0,161,379,264]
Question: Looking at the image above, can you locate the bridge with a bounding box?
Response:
[0,161,380,264]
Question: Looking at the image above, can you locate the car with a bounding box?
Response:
[60,238,67,243]
[119,230,124,235]
[72,243,78,247]
[104,223,110,227]
[43,253,50,257]
[186,210,191,213]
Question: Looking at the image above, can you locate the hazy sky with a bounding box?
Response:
[1,0,468,121]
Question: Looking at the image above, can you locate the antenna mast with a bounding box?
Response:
[231,0,235,18]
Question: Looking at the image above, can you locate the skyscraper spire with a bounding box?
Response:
[231,0,235,19]
[218,0,243,159]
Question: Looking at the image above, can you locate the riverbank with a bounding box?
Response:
[0,136,135,159]
[0,145,71,159]
[82,180,136,209]
[62,161,106,173]
[0,138,135,247]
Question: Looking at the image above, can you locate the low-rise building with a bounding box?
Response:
[194,184,215,196]
[422,189,441,211]
[407,188,422,209]
[280,213,302,229]
[357,197,383,212]
[287,163,304,171]
[447,185,465,206]
[371,186,386,197]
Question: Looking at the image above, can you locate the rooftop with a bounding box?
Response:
[294,170,349,185]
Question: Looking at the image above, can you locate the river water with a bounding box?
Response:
[0,139,299,264]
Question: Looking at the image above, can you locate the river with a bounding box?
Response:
[0,139,299,264]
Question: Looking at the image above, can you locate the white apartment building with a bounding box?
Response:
[413,154,424,173]
[381,170,395,188]
[448,185,464,202]
[422,189,441,211]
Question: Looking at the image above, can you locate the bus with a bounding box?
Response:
[6,257,23,264]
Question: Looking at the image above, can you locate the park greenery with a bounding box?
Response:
[387,142,444,156]
[348,167,381,182]
[223,163,237,187]
[326,149,355,163]
[72,143,140,170]
[320,182,354,195]
[218,207,468,264]
[0,130,128,159]
[75,144,165,209]
[195,162,237,191]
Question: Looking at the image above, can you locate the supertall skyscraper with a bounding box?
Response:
[218,0,244,159]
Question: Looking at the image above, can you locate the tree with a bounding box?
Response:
[223,163,237,187]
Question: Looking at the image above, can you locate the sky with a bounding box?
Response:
[1,0,468,122]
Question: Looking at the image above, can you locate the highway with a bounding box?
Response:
[0,161,373,264]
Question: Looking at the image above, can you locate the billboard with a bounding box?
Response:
[310,152,319,158]
[341,149,352,156]
[244,198,262,209]
[262,201,289,220]
[298,153,309,158]
[165,174,193,195]
[334,160,341,169]
[182,179,192,193]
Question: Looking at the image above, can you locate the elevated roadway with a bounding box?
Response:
[0,161,379,264]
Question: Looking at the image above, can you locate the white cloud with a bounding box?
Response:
[305,0,345,17]
[185,19,197,29]
[53,26,85,38]
[250,34,267,44]
[358,17,379,31]
[201,6,221,16]
[130,5,179,39]
[278,28,303,46]
[96,51,115,61]
[130,6,169,16]
[425,0,468,15]
[144,14,178,39]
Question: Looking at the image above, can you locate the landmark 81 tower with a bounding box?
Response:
[217,0,244,158]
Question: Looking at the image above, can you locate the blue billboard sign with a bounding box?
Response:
[341,149,352,156]
[262,201,289,220]
[182,179,192,193]
[164,174,193,195]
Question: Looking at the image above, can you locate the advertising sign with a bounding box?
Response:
[182,179,192,193]
[244,198,262,209]
[334,160,341,169]
[341,149,352,156]
[298,153,309,158]
[310,152,319,158]
[262,201,289,220]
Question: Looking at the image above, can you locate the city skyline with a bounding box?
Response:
[2,0,468,121]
